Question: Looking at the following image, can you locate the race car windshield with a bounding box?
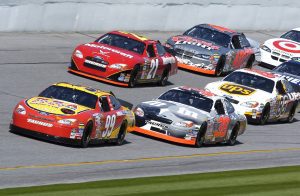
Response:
[39,85,98,109]
[224,72,275,93]
[96,33,146,55]
[183,26,231,48]
[158,89,213,112]
[280,30,300,43]
[273,61,300,76]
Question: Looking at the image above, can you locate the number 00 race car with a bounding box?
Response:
[260,28,300,68]
[165,24,255,76]
[205,69,300,125]
[69,31,177,87]
[10,82,135,147]
[132,86,247,147]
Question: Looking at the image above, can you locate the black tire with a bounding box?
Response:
[81,121,93,148]
[128,65,139,88]
[285,103,297,123]
[115,121,127,145]
[195,123,207,148]
[227,123,240,146]
[215,56,225,77]
[158,69,169,86]
[259,104,270,125]
[246,55,255,69]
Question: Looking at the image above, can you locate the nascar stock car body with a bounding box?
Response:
[272,60,300,91]
[205,69,300,125]
[132,86,247,147]
[165,24,255,76]
[260,28,300,68]
[69,31,177,87]
[10,82,135,147]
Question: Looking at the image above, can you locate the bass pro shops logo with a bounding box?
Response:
[219,83,255,96]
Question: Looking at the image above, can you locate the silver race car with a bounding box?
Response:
[132,86,247,147]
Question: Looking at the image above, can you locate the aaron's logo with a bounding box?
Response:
[219,83,255,96]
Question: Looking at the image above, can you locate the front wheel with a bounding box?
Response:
[128,66,139,88]
[115,121,127,145]
[285,103,297,123]
[195,123,207,148]
[259,104,270,125]
[158,69,169,86]
[246,55,255,69]
[214,56,225,77]
[227,123,239,146]
[81,122,93,148]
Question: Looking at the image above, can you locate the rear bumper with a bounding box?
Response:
[10,124,81,146]
[132,126,196,146]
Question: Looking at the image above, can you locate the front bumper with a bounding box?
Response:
[260,49,290,68]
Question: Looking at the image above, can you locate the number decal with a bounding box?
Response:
[144,101,166,107]
[147,59,159,79]
[102,114,116,138]
[177,107,198,119]
[214,116,230,137]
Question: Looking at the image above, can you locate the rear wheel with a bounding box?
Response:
[115,121,127,145]
[158,69,169,86]
[227,123,239,146]
[259,104,270,125]
[285,103,297,123]
[246,55,255,69]
[81,121,93,148]
[215,56,225,77]
[195,123,207,148]
[128,65,139,88]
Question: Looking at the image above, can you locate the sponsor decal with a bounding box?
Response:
[27,118,53,127]
[145,120,169,129]
[274,73,300,85]
[273,40,300,53]
[84,43,133,59]
[172,36,220,50]
[162,56,176,65]
[84,59,107,68]
[219,83,255,96]
[99,50,110,57]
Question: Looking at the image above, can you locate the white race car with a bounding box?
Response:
[205,69,300,125]
[260,28,300,68]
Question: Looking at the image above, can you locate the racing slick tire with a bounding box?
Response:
[214,56,225,77]
[195,123,207,148]
[158,68,169,86]
[259,104,270,125]
[114,121,127,145]
[81,121,93,148]
[128,65,140,88]
[285,103,297,123]
[227,123,240,146]
[246,55,255,69]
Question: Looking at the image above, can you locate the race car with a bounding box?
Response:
[132,86,247,147]
[165,24,255,76]
[272,60,300,91]
[10,82,135,147]
[260,28,300,68]
[205,69,300,125]
[69,31,177,87]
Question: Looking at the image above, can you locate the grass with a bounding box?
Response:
[1,165,300,196]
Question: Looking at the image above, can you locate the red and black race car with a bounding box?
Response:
[69,31,177,87]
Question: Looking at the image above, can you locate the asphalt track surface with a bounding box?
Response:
[1,31,300,188]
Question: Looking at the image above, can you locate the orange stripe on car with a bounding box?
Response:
[132,126,196,145]
[178,62,215,75]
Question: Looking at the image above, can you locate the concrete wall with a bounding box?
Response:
[0,0,299,32]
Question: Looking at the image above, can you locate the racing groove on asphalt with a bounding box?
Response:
[1,31,300,188]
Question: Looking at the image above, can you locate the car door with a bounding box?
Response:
[213,99,231,140]
[231,34,252,68]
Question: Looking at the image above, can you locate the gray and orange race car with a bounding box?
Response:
[165,24,255,76]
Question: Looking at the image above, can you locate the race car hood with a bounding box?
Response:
[138,99,210,124]
[167,35,225,55]
[26,97,91,115]
[263,38,300,57]
[76,42,145,66]
[205,81,272,104]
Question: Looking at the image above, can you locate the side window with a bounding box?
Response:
[100,96,111,112]
[276,81,286,95]
[109,95,121,110]
[214,99,225,115]
[156,43,166,56]
[223,99,235,114]
[231,35,242,49]
[239,34,251,48]
[146,44,156,58]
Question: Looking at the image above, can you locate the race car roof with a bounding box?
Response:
[230,68,281,81]
[110,31,154,43]
[292,27,300,32]
[196,24,238,35]
[54,82,111,97]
